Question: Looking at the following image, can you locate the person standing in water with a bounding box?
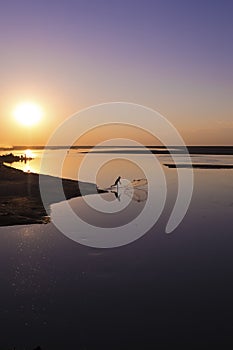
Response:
[111,176,121,192]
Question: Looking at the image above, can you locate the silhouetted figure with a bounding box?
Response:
[111,176,121,189]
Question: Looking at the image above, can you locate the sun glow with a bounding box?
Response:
[25,149,35,158]
[14,102,43,126]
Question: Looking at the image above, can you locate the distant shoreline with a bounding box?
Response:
[78,146,233,156]
[164,163,233,169]
[1,145,233,155]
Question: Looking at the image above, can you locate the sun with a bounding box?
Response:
[14,102,43,126]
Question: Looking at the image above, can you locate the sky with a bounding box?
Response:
[0,0,232,146]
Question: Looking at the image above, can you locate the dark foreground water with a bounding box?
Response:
[0,148,233,348]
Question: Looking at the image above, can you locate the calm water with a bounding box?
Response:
[0,148,233,348]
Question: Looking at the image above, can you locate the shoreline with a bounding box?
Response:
[0,163,104,227]
[1,145,233,155]
[164,163,233,169]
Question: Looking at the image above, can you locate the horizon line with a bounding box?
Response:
[1,145,233,150]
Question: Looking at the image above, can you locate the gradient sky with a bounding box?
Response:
[0,0,232,145]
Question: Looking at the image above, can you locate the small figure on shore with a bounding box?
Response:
[111,176,121,190]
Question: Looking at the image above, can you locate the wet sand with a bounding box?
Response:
[0,163,102,226]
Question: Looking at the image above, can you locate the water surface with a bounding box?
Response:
[0,147,233,348]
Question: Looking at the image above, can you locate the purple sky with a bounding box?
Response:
[0,0,233,145]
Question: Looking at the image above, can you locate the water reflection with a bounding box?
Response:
[0,149,233,347]
[5,148,233,180]
[109,178,148,203]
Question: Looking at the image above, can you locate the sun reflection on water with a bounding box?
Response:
[25,149,35,159]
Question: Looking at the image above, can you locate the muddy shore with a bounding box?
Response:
[0,163,102,226]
